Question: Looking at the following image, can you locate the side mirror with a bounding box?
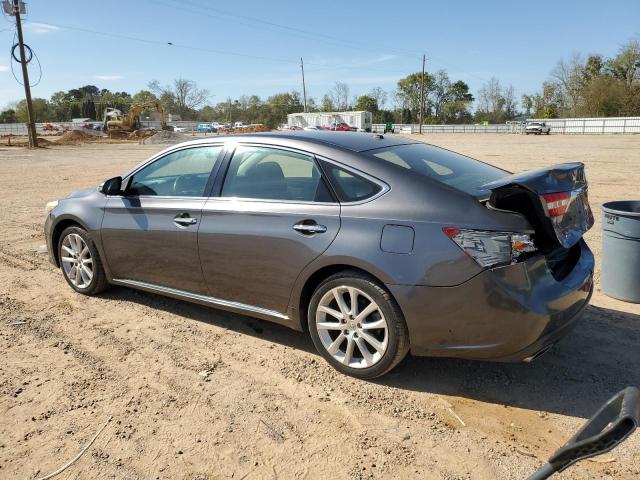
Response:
[528,386,639,479]
[100,176,122,196]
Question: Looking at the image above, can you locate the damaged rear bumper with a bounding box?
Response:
[388,240,594,361]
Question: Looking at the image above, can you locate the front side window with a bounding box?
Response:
[128,146,223,197]
[221,146,333,202]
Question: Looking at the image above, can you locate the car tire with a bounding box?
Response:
[58,226,109,295]
[308,270,409,379]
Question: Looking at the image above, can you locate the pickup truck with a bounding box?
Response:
[525,121,551,135]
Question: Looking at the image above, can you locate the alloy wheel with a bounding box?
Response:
[315,286,389,368]
[60,233,93,289]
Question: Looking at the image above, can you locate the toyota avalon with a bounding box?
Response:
[44,132,594,378]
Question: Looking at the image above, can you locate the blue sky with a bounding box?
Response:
[1,0,639,110]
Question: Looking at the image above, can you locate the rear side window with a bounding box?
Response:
[368,143,507,196]
[221,146,333,202]
[320,161,382,202]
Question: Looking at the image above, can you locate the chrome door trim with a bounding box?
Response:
[111,278,289,320]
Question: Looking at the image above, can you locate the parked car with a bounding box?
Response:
[328,122,354,131]
[196,123,215,133]
[526,121,551,135]
[169,125,187,133]
[44,131,594,379]
[303,126,323,131]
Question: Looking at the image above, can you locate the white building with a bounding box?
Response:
[287,111,372,131]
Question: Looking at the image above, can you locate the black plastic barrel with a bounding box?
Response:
[601,201,640,303]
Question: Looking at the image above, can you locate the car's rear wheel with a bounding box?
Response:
[58,226,109,295]
[308,271,409,379]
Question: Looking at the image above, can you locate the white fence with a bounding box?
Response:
[371,123,511,134]
[372,117,640,135]
[2,116,639,136]
[525,117,640,134]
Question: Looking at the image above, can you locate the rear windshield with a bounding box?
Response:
[368,143,507,196]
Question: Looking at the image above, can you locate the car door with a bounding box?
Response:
[198,144,340,316]
[101,144,224,294]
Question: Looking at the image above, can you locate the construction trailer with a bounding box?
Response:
[287,111,372,131]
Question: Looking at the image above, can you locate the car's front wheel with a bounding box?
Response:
[308,271,409,379]
[58,226,109,295]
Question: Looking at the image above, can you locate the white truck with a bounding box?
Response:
[525,121,551,135]
[287,111,373,132]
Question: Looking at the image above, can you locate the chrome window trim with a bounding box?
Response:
[111,278,289,320]
[105,195,210,201]
[204,196,338,207]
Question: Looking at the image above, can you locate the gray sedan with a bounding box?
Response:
[44,132,595,378]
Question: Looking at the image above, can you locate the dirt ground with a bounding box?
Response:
[1,134,639,479]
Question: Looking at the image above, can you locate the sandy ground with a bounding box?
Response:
[0,134,639,479]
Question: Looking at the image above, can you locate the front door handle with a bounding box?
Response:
[293,222,327,234]
[174,215,198,227]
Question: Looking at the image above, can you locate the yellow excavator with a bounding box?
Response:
[103,100,169,136]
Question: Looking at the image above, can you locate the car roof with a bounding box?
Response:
[179,131,419,153]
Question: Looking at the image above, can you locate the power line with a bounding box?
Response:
[151,0,492,83]
[24,18,425,79]
[27,20,301,64]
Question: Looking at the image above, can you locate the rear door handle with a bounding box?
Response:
[174,215,198,226]
[293,222,327,234]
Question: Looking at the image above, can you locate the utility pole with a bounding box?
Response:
[300,57,307,113]
[9,0,37,147]
[418,54,426,135]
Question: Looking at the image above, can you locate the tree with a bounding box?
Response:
[328,81,350,110]
[16,98,52,122]
[475,78,518,123]
[503,85,518,119]
[442,81,474,123]
[263,91,303,127]
[197,105,216,121]
[583,55,604,83]
[521,94,534,117]
[430,70,452,122]
[368,87,388,110]
[81,98,97,119]
[551,53,585,115]
[354,95,378,113]
[0,109,17,123]
[526,81,564,118]
[320,94,334,112]
[149,78,210,119]
[396,71,435,122]
[131,90,158,104]
[68,85,100,101]
[605,40,640,86]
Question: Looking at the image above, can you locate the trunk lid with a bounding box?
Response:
[482,162,594,250]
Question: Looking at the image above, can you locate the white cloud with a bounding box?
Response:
[95,75,124,80]
[0,65,9,72]
[369,54,397,64]
[25,22,60,34]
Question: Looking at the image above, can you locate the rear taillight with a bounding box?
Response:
[443,227,537,269]
[543,192,571,217]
